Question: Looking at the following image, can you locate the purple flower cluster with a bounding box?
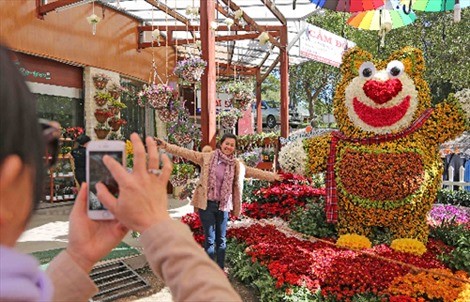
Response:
[428,204,470,226]
[175,57,207,71]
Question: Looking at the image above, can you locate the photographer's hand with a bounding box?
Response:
[66,183,128,273]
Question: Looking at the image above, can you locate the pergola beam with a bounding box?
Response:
[144,0,190,27]
[138,24,283,32]
[139,31,280,48]
[37,0,83,16]
[260,0,286,25]
[220,0,282,48]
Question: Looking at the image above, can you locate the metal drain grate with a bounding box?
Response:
[90,260,150,302]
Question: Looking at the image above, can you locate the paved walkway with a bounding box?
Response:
[17,195,193,254]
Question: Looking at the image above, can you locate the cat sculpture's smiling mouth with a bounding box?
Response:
[352,96,411,128]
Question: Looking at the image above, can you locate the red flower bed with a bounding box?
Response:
[243,172,325,220]
[228,223,451,300]
[181,213,204,245]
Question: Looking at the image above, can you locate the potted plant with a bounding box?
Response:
[108,83,127,100]
[174,57,207,83]
[218,108,242,129]
[108,99,127,115]
[94,108,114,123]
[238,148,262,167]
[92,73,111,90]
[261,146,275,162]
[94,123,111,139]
[94,91,113,107]
[108,116,127,131]
[226,80,255,111]
[170,162,196,187]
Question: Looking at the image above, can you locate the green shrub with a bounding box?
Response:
[243,179,269,204]
[430,219,470,273]
[436,189,470,207]
[288,198,336,239]
[369,226,394,246]
[438,235,470,273]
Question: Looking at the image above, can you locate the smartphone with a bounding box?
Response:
[86,140,126,220]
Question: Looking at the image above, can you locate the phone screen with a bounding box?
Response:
[88,151,122,211]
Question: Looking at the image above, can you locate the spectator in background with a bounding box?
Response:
[72,134,90,187]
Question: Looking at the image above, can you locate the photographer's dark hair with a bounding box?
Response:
[0,44,45,209]
[218,133,238,148]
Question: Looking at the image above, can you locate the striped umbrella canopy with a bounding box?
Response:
[310,0,385,12]
[401,0,470,12]
[348,0,417,30]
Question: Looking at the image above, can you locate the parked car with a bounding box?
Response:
[252,100,280,128]
[252,101,310,128]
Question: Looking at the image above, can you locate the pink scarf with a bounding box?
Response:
[207,149,236,209]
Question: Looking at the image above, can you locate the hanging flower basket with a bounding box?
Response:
[174,57,207,83]
[138,84,176,109]
[232,92,254,111]
[172,133,193,145]
[218,108,242,129]
[92,73,111,90]
[108,117,127,131]
[94,128,110,140]
[226,80,255,111]
[94,109,114,123]
[158,108,179,123]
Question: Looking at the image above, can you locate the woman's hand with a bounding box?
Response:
[66,183,128,274]
[274,173,283,182]
[154,137,167,148]
[97,133,173,233]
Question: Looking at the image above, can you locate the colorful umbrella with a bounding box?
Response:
[348,0,417,46]
[309,0,385,12]
[401,0,469,21]
[348,1,417,30]
[401,0,469,12]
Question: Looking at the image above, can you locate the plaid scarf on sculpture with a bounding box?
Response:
[325,108,434,223]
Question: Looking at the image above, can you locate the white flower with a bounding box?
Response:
[210,21,219,31]
[86,13,101,24]
[234,9,243,20]
[278,138,307,175]
[186,6,199,17]
[224,18,234,28]
[257,32,270,46]
[152,29,160,40]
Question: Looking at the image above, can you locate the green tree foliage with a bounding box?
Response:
[261,73,281,107]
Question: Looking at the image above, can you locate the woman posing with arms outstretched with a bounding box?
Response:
[156,133,281,271]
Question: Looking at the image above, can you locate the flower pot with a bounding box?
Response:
[93,79,108,90]
[108,121,121,131]
[109,90,121,100]
[108,106,120,115]
[94,95,108,107]
[94,112,110,123]
[94,128,110,140]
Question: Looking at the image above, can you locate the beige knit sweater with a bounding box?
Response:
[164,142,278,217]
